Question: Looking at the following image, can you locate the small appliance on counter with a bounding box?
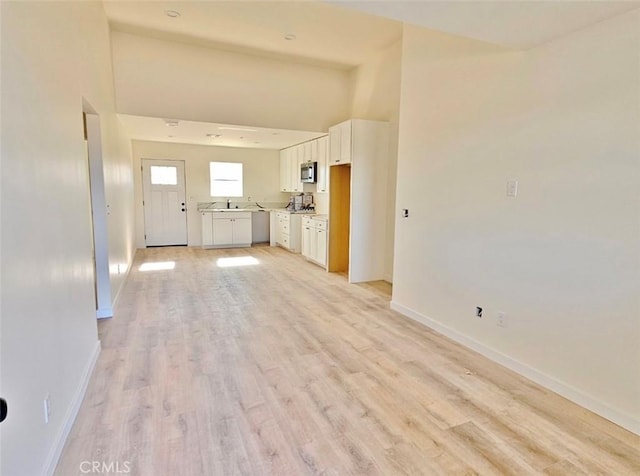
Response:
[286,193,315,212]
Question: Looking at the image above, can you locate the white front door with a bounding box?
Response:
[142,159,187,246]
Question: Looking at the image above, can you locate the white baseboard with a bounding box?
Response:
[110,258,134,316]
[390,301,640,436]
[42,340,101,476]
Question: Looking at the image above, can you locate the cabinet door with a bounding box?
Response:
[303,141,312,163]
[310,139,319,162]
[212,218,234,245]
[276,216,286,246]
[316,228,327,266]
[329,124,341,165]
[302,224,312,258]
[201,212,213,246]
[291,145,303,192]
[339,121,352,164]
[280,149,291,192]
[316,136,328,193]
[329,120,352,165]
[232,218,252,245]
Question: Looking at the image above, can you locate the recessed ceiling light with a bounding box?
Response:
[165,10,180,18]
[206,134,221,138]
[284,34,296,41]
[164,119,179,127]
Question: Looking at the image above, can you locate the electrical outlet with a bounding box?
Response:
[43,395,51,424]
[497,311,508,328]
[475,306,483,318]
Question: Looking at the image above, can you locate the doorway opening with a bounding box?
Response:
[328,164,351,273]
[83,103,112,319]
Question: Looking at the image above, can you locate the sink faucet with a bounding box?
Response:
[226,198,231,209]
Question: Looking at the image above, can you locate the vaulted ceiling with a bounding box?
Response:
[105,0,639,148]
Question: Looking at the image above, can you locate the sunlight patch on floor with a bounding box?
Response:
[139,261,176,271]
[216,256,260,268]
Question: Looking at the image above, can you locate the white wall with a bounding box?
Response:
[350,40,402,282]
[111,31,351,132]
[393,13,640,433]
[104,121,136,303]
[132,140,287,247]
[0,2,135,474]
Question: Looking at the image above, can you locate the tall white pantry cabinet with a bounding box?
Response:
[328,119,389,283]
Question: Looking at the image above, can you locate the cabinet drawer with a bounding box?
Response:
[313,219,327,230]
[280,234,290,248]
[280,222,290,234]
[302,216,313,227]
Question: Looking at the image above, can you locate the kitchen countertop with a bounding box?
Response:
[197,203,318,215]
[199,208,268,212]
[197,201,286,212]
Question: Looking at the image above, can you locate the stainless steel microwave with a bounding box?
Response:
[301,162,317,183]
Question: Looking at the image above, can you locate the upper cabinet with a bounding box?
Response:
[328,120,352,165]
[291,145,304,193]
[279,148,292,192]
[316,136,328,193]
[279,146,303,193]
[279,135,329,193]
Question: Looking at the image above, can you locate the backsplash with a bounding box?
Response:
[197,201,288,210]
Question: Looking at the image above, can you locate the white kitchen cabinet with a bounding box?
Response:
[291,145,303,193]
[302,141,312,163]
[301,221,312,257]
[315,225,327,265]
[328,120,352,165]
[279,148,292,192]
[201,211,252,248]
[328,119,389,283]
[309,139,318,163]
[280,145,304,193]
[280,136,328,193]
[201,212,214,246]
[316,136,328,193]
[275,211,301,252]
[212,217,233,245]
[301,215,327,268]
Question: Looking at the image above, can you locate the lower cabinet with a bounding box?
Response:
[275,211,301,252]
[201,211,252,248]
[301,215,327,267]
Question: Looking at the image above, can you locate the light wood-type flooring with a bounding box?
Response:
[56,245,640,475]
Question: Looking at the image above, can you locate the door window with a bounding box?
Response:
[150,165,178,185]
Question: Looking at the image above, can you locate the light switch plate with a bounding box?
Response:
[507,180,518,197]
